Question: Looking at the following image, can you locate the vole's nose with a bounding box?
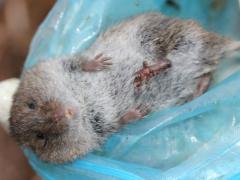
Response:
[44,100,76,121]
[52,107,76,121]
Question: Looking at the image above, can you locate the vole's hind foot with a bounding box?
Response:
[134,58,171,88]
[119,105,150,124]
[82,53,112,72]
[149,58,171,76]
[192,73,211,99]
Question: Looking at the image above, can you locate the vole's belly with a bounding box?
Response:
[84,23,205,113]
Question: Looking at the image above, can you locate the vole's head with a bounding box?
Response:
[9,62,98,163]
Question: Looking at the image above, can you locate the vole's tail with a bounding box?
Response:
[225,40,240,54]
[203,32,240,61]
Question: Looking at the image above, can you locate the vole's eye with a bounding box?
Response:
[36,133,48,147]
[27,100,36,109]
[36,133,45,140]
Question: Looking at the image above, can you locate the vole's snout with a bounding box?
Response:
[44,100,76,122]
[52,107,76,121]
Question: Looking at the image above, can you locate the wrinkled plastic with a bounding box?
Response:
[24,0,240,179]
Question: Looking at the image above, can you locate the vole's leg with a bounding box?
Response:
[81,53,112,72]
[119,105,150,124]
[193,73,211,99]
[148,58,171,76]
[134,58,171,88]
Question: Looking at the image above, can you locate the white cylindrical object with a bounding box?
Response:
[0,78,20,132]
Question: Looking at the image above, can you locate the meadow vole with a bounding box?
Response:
[9,13,240,163]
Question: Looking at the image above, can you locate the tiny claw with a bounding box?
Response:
[102,57,112,61]
[94,53,103,60]
[141,108,150,117]
[103,61,113,66]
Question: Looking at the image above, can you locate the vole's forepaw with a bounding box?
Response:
[82,53,112,72]
[120,105,150,124]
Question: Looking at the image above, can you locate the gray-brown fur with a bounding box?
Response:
[9,13,240,163]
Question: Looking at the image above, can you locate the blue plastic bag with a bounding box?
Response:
[24,0,240,179]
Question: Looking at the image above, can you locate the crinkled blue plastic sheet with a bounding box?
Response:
[24,0,240,179]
